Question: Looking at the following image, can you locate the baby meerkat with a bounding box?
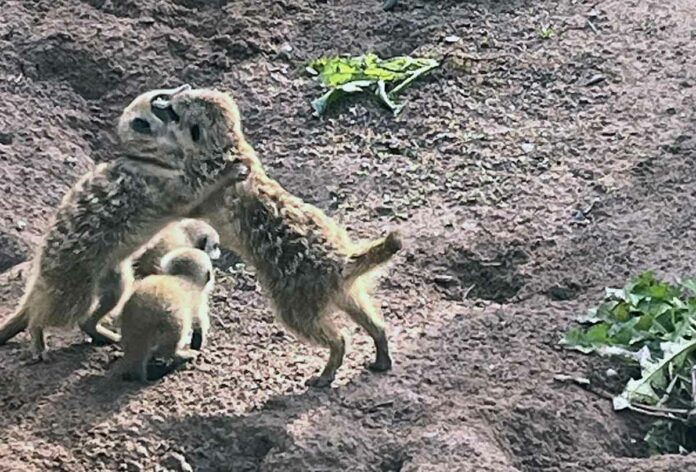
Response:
[175,88,402,388]
[118,248,214,382]
[132,218,221,279]
[0,85,248,361]
[98,218,220,345]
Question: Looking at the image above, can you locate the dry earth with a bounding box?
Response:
[0,0,695,470]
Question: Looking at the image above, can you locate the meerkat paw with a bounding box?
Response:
[86,329,121,346]
[223,159,250,182]
[368,357,393,372]
[305,375,334,388]
[24,351,52,365]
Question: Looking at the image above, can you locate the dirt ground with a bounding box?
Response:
[0,0,695,470]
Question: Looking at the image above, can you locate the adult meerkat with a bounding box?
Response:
[0,85,248,361]
[175,88,402,387]
[118,248,214,382]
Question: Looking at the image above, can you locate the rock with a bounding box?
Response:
[520,142,535,154]
[120,460,144,472]
[433,274,458,287]
[161,452,193,472]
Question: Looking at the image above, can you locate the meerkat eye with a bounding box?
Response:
[196,236,208,251]
[190,124,201,142]
[205,270,212,283]
[131,118,151,135]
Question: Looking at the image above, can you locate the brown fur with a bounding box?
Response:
[131,218,220,279]
[181,89,402,387]
[117,248,213,382]
[97,219,220,333]
[0,85,248,361]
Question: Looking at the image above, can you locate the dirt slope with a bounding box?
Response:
[1,0,695,470]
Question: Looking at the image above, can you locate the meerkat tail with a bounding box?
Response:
[0,306,30,345]
[344,231,402,281]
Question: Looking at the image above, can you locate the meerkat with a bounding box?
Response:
[131,218,221,278]
[98,218,220,348]
[0,85,249,361]
[170,88,402,387]
[117,248,214,382]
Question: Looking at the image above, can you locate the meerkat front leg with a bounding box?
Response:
[190,306,210,351]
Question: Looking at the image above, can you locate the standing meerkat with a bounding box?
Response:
[0,85,248,361]
[173,88,402,388]
[118,248,214,382]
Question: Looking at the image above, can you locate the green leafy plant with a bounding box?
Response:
[306,53,439,116]
[561,271,696,454]
[539,25,556,39]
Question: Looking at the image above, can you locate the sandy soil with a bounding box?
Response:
[1,0,695,470]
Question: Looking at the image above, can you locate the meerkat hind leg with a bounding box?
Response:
[27,325,50,364]
[171,348,199,366]
[190,329,205,351]
[81,268,129,345]
[303,318,346,388]
[339,290,392,372]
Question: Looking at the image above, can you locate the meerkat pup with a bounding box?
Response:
[170,88,402,388]
[98,218,220,348]
[0,85,248,361]
[132,218,221,278]
[118,248,214,382]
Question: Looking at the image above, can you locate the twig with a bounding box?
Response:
[630,402,688,415]
[628,404,684,421]
[554,375,690,417]
[586,19,599,34]
[365,400,394,413]
[462,284,476,300]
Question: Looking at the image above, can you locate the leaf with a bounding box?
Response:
[619,338,696,405]
[612,396,630,411]
[307,53,439,115]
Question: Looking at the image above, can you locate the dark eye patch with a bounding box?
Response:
[195,236,208,251]
[190,124,201,142]
[130,118,151,135]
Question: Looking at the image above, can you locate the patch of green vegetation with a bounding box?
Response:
[306,53,439,116]
[539,25,556,39]
[562,271,696,454]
